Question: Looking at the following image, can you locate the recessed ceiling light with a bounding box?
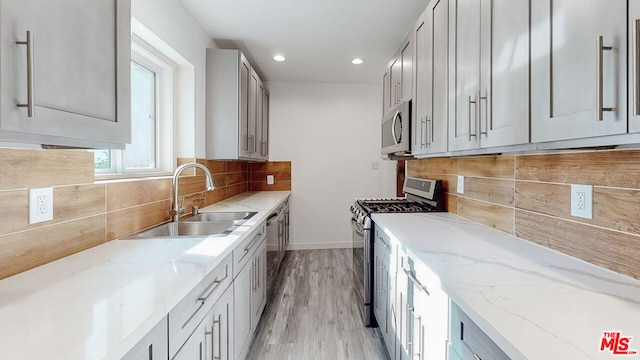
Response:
[273,55,286,62]
[351,58,364,65]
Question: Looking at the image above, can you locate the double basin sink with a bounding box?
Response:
[124,211,258,239]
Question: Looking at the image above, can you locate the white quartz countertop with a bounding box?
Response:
[372,212,640,360]
[0,191,290,360]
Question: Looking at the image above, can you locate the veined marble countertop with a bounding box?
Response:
[372,212,640,360]
[0,191,290,360]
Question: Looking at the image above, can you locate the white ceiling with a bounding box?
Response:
[179,0,429,84]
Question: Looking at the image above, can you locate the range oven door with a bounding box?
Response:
[351,217,375,327]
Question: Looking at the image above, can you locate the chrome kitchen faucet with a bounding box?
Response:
[171,163,215,222]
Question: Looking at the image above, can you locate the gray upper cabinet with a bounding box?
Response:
[206,49,268,161]
[412,0,449,156]
[531,0,627,143]
[629,1,640,133]
[449,0,530,151]
[0,0,131,149]
[259,88,270,160]
[386,34,413,114]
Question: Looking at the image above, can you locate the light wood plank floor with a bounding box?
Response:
[246,249,390,360]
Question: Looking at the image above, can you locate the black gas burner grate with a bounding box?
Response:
[356,199,437,214]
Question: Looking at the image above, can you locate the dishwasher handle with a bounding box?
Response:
[266,212,279,226]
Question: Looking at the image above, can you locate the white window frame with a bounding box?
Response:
[94,36,175,175]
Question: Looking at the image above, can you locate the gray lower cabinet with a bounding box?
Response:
[169,254,233,358]
[206,49,268,161]
[531,0,627,143]
[233,224,267,360]
[173,284,234,360]
[120,316,168,360]
[374,229,395,359]
[449,302,509,360]
[0,0,131,149]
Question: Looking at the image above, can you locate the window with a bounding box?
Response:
[92,36,175,174]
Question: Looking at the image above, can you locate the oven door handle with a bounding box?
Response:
[351,219,365,236]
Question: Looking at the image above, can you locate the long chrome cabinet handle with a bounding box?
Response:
[403,268,430,296]
[468,95,477,141]
[197,267,228,303]
[425,117,432,146]
[634,20,640,116]
[213,314,222,360]
[597,35,613,121]
[16,31,34,117]
[479,91,488,136]
[244,228,265,252]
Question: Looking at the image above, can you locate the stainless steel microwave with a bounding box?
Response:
[381,100,411,157]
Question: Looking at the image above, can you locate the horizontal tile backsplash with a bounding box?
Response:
[407,149,640,280]
[0,147,291,280]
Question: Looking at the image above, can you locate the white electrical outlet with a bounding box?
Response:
[266,175,275,185]
[29,187,54,224]
[457,176,464,194]
[371,162,380,170]
[571,184,592,219]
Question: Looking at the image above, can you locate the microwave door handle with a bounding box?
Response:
[391,111,401,145]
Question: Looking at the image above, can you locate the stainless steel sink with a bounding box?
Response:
[185,211,257,223]
[124,220,238,238]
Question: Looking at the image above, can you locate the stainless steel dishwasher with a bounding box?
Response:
[266,198,289,294]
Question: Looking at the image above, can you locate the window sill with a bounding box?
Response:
[95,171,173,183]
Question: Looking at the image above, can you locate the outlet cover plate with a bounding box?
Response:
[29,187,53,224]
[266,175,275,185]
[457,176,464,194]
[571,184,592,219]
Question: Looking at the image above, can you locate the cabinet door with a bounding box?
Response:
[255,77,264,160]
[531,0,627,142]
[247,69,260,157]
[630,1,640,133]
[373,242,388,342]
[430,0,449,154]
[121,316,168,360]
[401,38,413,103]
[260,89,270,159]
[383,71,392,116]
[210,285,234,360]
[449,0,481,151]
[0,0,130,148]
[238,56,251,158]
[251,239,267,330]
[413,10,431,156]
[390,57,402,107]
[480,0,530,148]
[173,317,208,360]
[233,260,252,360]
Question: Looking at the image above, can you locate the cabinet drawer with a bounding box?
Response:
[168,253,232,358]
[233,222,266,278]
[449,302,509,360]
[121,316,168,360]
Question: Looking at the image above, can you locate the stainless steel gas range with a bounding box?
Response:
[349,177,444,327]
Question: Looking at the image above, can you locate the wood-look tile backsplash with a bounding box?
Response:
[407,149,640,280]
[0,147,292,280]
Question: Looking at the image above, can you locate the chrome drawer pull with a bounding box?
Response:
[403,268,430,296]
[198,268,228,304]
[596,35,613,120]
[16,31,35,117]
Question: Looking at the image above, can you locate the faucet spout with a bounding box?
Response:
[171,162,216,222]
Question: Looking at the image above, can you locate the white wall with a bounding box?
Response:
[268,81,396,249]
[132,0,217,159]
